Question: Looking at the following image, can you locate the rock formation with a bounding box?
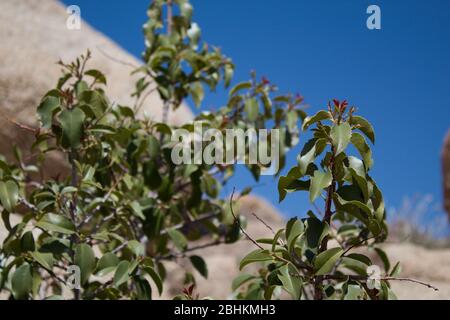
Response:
[0,0,192,176]
[443,131,450,217]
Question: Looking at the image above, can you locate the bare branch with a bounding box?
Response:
[0,111,38,134]
[230,188,263,250]
[250,212,276,235]
[96,46,139,69]
[322,274,439,291]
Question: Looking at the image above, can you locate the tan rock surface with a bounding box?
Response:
[0,0,193,176]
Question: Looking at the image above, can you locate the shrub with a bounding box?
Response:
[233,100,398,300]
[0,0,303,300]
[0,0,410,300]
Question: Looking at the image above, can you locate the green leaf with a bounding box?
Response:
[302,110,331,131]
[134,276,152,300]
[286,218,304,252]
[143,161,162,190]
[189,255,208,279]
[36,213,76,235]
[167,229,188,251]
[314,247,343,275]
[297,143,316,176]
[30,251,54,270]
[306,216,329,249]
[74,244,96,285]
[224,64,234,88]
[75,81,88,97]
[351,132,373,169]
[127,240,145,256]
[148,135,160,159]
[60,186,78,196]
[59,107,86,148]
[11,263,33,300]
[0,180,19,212]
[113,260,130,287]
[344,284,366,300]
[189,81,204,107]
[37,96,60,128]
[278,167,310,202]
[232,274,255,291]
[180,2,193,20]
[239,249,272,270]
[374,248,390,273]
[244,97,259,122]
[341,253,371,275]
[347,156,369,201]
[21,231,35,252]
[309,170,332,202]
[350,115,375,144]
[286,109,298,132]
[278,264,302,300]
[229,81,252,97]
[333,193,372,224]
[142,266,163,295]
[330,122,352,155]
[129,201,145,220]
[389,261,401,277]
[78,90,108,117]
[84,69,107,85]
[96,252,120,276]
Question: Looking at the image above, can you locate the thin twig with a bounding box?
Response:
[19,198,38,212]
[96,46,139,69]
[342,235,379,256]
[112,241,129,254]
[135,86,158,113]
[230,188,263,250]
[382,277,439,291]
[0,112,37,134]
[322,274,439,291]
[250,212,276,235]
[156,240,223,261]
[160,212,220,235]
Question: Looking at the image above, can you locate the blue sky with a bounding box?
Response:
[61,0,450,230]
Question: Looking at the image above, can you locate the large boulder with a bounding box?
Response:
[0,0,192,176]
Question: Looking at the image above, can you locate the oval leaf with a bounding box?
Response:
[12,263,33,300]
[74,243,96,285]
[59,107,86,148]
[0,180,19,212]
[314,247,343,275]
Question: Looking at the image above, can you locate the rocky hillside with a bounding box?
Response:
[0,0,192,177]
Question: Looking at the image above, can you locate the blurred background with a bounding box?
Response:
[60,0,450,239]
[0,0,449,299]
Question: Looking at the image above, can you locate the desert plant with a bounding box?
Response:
[233,100,402,300]
[0,0,304,300]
